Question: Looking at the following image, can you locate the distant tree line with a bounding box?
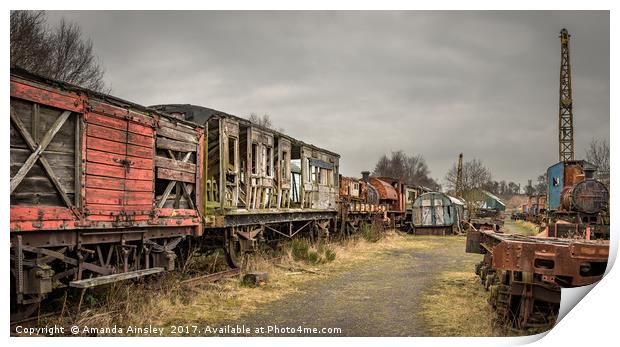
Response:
[372,151,441,190]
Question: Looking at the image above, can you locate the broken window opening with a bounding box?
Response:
[227,136,236,171]
[266,146,273,177]
[251,143,258,175]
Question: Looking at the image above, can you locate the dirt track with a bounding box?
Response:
[217,235,482,336]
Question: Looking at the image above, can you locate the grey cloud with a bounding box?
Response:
[45,10,610,187]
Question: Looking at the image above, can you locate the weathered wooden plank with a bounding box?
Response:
[157,168,195,183]
[128,132,153,148]
[86,162,125,179]
[129,122,154,136]
[154,156,196,173]
[86,123,153,148]
[85,204,152,214]
[157,208,198,217]
[87,137,126,156]
[11,206,75,221]
[12,220,75,232]
[84,112,126,130]
[87,123,126,143]
[70,268,164,289]
[86,137,153,159]
[86,176,153,192]
[128,144,154,159]
[85,162,153,181]
[157,126,197,143]
[85,188,124,205]
[159,118,197,135]
[86,149,152,170]
[126,168,153,181]
[156,137,196,153]
[124,179,154,192]
[10,79,83,112]
[13,176,75,195]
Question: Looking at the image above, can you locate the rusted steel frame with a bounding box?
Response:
[11,226,195,249]
[469,230,608,287]
[20,245,113,275]
[263,220,311,239]
[10,109,74,207]
[221,210,337,228]
[491,239,607,287]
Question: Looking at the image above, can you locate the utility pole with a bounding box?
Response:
[559,28,575,162]
[456,153,463,198]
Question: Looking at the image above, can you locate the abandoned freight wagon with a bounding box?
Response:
[151,104,340,267]
[411,192,462,235]
[9,69,205,321]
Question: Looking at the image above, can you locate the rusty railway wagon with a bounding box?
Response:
[151,104,340,268]
[9,69,340,320]
[338,173,387,234]
[466,160,610,330]
[10,69,205,320]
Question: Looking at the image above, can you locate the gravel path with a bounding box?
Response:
[219,235,476,336]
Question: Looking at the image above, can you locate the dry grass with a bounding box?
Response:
[420,270,504,336]
[40,230,448,336]
[510,220,543,236]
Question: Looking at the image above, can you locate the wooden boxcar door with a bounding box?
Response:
[83,102,154,224]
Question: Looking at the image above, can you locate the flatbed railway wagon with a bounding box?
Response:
[10,69,205,320]
[466,160,610,330]
[151,104,341,268]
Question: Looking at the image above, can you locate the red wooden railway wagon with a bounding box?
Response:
[9,69,204,320]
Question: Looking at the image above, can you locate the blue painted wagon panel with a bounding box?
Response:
[547,162,564,210]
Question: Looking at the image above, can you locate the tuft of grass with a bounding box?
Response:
[324,248,337,262]
[506,220,542,236]
[291,239,310,261]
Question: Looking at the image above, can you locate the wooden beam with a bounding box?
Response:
[157,168,195,183]
[10,109,74,208]
[157,126,197,143]
[156,137,196,152]
[157,151,192,208]
[155,156,196,173]
[70,267,164,288]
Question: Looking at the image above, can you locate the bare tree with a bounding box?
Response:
[372,151,440,189]
[535,174,547,195]
[10,10,107,92]
[248,113,273,128]
[445,158,492,192]
[248,113,285,132]
[585,138,610,186]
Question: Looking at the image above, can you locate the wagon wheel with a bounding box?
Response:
[224,237,245,269]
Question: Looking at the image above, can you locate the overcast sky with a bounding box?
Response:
[46,11,610,188]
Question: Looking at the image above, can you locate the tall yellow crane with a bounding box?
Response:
[559,28,575,162]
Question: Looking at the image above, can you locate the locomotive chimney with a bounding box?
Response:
[361,171,370,183]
